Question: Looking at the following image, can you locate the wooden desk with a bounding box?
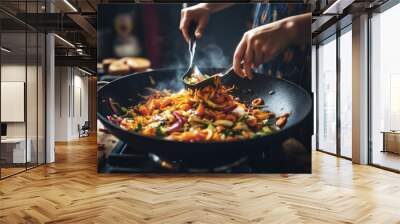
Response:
[1,138,31,163]
[381,131,400,154]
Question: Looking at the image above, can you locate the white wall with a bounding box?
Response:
[1,65,26,139]
[1,65,40,137]
[54,66,69,141]
[54,66,89,141]
[72,72,89,138]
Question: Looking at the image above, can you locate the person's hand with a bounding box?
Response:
[180,4,211,42]
[233,17,299,79]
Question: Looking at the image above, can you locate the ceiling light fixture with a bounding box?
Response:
[323,0,341,14]
[54,34,75,48]
[322,0,354,15]
[78,67,93,76]
[1,47,11,53]
[63,0,78,12]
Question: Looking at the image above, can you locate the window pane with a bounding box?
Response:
[371,3,400,171]
[340,29,352,158]
[318,37,337,154]
[1,31,28,177]
[27,31,38,169]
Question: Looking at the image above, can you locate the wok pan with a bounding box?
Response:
[98,68,312,166]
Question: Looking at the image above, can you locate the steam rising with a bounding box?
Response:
[195,44,229,69]
[154,42,229,91]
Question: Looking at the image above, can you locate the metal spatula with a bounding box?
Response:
[181,22,204,86]
[183,64,235,89]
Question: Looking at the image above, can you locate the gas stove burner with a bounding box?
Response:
[148,153,249,173]
[188,156,248,173]
[98,132,311,173]
[102,141,254,173]
[148,153,179,170]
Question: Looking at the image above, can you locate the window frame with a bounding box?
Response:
[367,0,400,173]
[315,23,353,160]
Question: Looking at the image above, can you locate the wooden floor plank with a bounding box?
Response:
[0,135,400,223]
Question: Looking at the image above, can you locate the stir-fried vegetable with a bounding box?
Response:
[184,72,211,85]
[108,77,289,142]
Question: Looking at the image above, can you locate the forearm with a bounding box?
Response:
[283,12,312,45]
[197,3,235,13]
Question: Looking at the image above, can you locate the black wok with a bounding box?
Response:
[98,68,312,166]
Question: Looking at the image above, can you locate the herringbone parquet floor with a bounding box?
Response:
[1,135,400,224]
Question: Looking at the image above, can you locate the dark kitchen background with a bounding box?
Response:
[96,3,312,173]
[97,4,253,69]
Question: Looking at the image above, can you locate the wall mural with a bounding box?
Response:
[97,3,312,173]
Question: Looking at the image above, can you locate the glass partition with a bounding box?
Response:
[370,3,400,171]
[27,31,38,169]
[315,27,353,160]
[26,0,45,169]
[0,1,46,179]
[317,36,337,154]
[339,27,352,158]
[0,31,28,178]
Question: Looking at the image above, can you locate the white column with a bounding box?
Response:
[46,1,55,163]
[352,14,369,164]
